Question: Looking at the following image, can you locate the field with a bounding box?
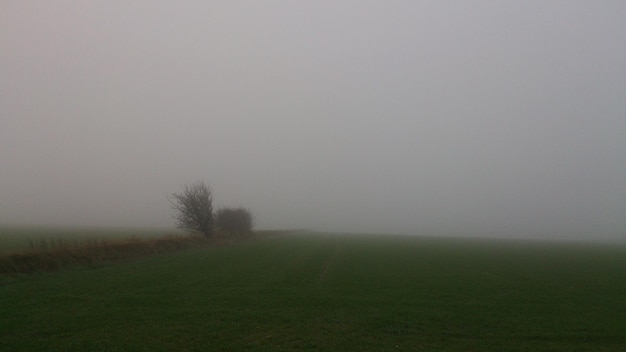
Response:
[1,231,625,351]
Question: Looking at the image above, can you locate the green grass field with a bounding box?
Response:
[1,232,625,351]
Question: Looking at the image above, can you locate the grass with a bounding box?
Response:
[0,226,207,274]
[0,226,183,255]
[1,232,625,351]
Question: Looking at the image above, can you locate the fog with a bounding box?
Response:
[1,1,625,240]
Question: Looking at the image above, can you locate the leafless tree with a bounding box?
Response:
[169,181,214,237]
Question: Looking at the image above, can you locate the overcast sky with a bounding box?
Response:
[1,1,625,240]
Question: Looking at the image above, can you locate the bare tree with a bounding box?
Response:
[169,181,214,237]
[215,207,253,236]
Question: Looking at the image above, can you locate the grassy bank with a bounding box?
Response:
[0,226,182,255]
[0,226,212,275]
[1,233,625,351]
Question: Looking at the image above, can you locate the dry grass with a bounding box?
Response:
[0,234,212,275]
[0,229,291,276]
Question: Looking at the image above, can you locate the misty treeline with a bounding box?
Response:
[169,181,253,237]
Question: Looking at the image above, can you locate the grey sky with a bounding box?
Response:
[1,1,625,240]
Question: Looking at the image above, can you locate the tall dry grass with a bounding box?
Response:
[0,234,210,275]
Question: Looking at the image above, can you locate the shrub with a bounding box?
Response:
[215,207,253,236]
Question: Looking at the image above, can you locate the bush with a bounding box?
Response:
[215,207,253,236]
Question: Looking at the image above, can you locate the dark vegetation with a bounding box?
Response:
[215,207,253,236]
[169,181,255,239]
